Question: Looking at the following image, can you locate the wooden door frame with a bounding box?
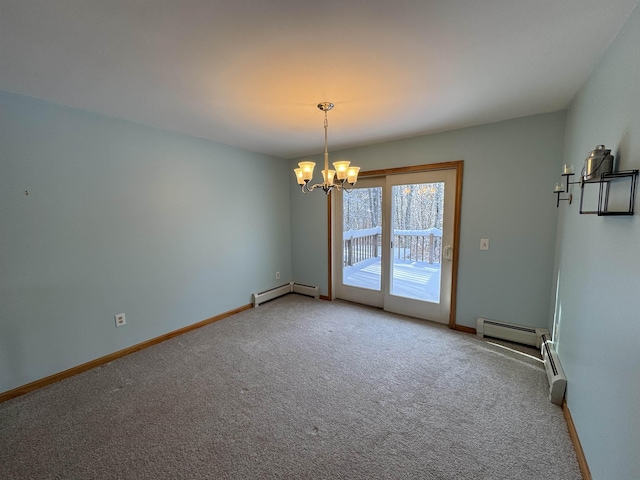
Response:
[327,160,464,330]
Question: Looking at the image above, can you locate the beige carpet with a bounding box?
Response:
[0,295,580,479]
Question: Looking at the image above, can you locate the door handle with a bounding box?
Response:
[443,245,452,261]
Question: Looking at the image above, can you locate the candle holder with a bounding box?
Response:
[554,172,579,207]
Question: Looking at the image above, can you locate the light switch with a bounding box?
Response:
[480,239,489,250]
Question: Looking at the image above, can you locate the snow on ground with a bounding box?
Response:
[343,258,441,303]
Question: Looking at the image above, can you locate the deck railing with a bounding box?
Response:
[343,227,442,266]
[343,227,381,266]
[393,228,442,264]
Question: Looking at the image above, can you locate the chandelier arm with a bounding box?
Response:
[341,182,353,194]
[306,182,351,194]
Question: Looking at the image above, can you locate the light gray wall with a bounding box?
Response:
[291,111,565,329]
[552,6,640,479]
[0,91,292,393]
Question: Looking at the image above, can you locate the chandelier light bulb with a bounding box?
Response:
[333,160,351,181]
[347,166,360,185]
[297,161,316,182]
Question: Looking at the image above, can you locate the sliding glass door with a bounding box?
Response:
[335,177,384,308]
[334,168,457,324]
[383,169,455,323]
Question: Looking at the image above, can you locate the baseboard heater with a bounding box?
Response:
[476,317,549,348]
[252,282,319,307]
[540,334,567,405]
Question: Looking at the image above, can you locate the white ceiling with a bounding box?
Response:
[1,1,637,159]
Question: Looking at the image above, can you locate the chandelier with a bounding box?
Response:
[294,102,360,194]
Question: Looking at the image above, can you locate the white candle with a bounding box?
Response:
[554,183,563,193]
[563,164,574,174]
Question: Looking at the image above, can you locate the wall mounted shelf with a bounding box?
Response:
[579,169,638,216]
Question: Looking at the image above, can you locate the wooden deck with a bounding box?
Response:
[343,258,441,303]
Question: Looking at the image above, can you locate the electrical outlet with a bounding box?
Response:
[480,239,490,250]
[115,313,126,327]
[276,271,281,279]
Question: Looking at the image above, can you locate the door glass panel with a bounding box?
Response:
[391,182,444,302]
[342,187,382,291]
